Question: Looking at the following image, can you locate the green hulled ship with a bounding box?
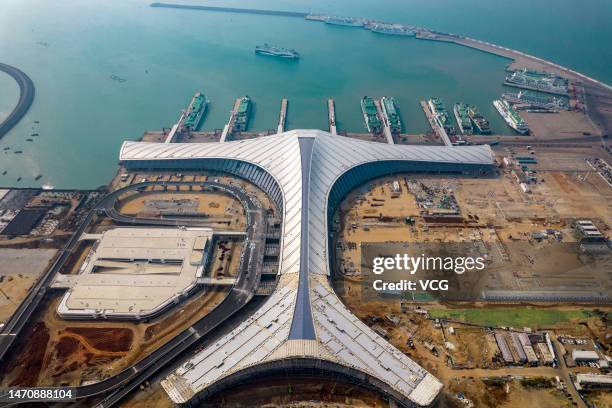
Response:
[381,96,402,133]
[360,96,382,133]
[233,96,251,132]
[428,98,454,134]
[182,92,207,131]
[453,102,473,135]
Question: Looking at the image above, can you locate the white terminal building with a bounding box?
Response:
[54,227,212,320]
[118,130,495,407]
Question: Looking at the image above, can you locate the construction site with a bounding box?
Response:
[329,145,611,407]
[333,148,611,302]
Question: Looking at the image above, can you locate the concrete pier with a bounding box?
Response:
[376,99,395,144]
[164,122,181,143]
[420,100,452,146]
[277,98,288,134]
[327,98,337,135]
[221,98,242,142]
[150,3,309,18]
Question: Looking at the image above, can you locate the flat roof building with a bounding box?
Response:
[495,333,514,364]
[576,373,612,390]
[55,227,212,320]
[575,220,606,242]
[572,350,600,362]
[120,130,496,407]
[519,333,539,365]
[511,332,527,363]
[536,342,554,365]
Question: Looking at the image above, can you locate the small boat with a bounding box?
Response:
[110,74,127,83]
[3,147,10,151]
[2,171,6,175]
[17,177,22,182]
[35,174,42,180]
[34,120,40,124]
[31,133,39,136]
[26,138,33,142]
[14,150,23,154]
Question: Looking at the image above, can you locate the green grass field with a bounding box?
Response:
[428,308,590,328]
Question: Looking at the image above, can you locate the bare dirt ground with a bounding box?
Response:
[583,391,612,408]
[2,322,49,386]
[445,327,495,369]
[116,189,245,230]
[118,382,174,408]
[1,285,229,387]
[208,239,243,279]
[0,248,57,323]
[447,377,572,408]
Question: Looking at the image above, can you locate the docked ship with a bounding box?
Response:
[501,91,568,111]
[323,16,364,27]
[182,92,208,131]
[493,99,529,134]
[255,44,299,59]
[369,23,415,36]
[428,98,454,134]
[360,96,382,133]
[466,105,491,134]
[233,96,251,132]
[381,96,402,133]
[504,69,568,96]
[453,102,473,135]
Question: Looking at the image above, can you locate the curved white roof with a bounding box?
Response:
[122,130,494,407]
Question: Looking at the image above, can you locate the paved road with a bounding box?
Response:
[0,63,34,140]
[0,181,268,408]
[551,338,587,408]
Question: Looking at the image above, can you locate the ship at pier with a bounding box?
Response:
[181,92,207,132]
[368,23,415,36]
[453,102,473,135]
[428,98,454,134]
[504,69,569,96]
[323,16,364,27]
[233,96,251,132]
[493,99,529,134]
[501,90,568,111]
[381,96,402,133]
[466,105,491,134]
[360,96,382,133]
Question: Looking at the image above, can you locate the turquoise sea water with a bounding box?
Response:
[0,0,610,188]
